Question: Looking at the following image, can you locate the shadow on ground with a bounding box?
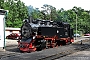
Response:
[5,45,20,53]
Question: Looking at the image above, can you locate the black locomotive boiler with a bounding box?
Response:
[17,19,74,52]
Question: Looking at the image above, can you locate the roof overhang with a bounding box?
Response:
[0,9,8,15]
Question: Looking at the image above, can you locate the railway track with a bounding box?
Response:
[0,38,90,60]
[0,51,22,59]
[38,50,76,60]
[38,39,90,60]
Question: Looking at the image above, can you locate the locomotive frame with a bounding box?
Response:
[17,19,74,52]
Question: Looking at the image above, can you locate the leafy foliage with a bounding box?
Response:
[0,0,28,28]
[1,1,90,33]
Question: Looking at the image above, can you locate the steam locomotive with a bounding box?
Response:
[17,19,74,52]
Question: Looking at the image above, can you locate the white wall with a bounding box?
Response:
[0,15,5,47]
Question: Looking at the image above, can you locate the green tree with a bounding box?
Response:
[4,0,28,28]
[41,4,57,20]
[0,0,4,9]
